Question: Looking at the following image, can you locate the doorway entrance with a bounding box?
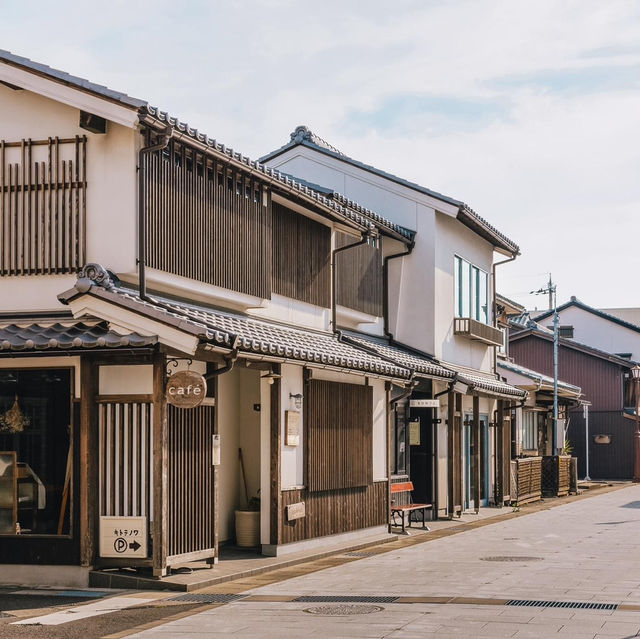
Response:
[463,413,490,510]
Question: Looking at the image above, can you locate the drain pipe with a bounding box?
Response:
[138,125,172,301]
[491,253,517,371]
[205,339,240,380]
[331,229,375,333]
[383,242,414,340]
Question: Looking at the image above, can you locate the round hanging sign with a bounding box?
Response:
[166,370,207,409]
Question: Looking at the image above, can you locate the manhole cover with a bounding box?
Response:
[304,604,383,616]
[481,556,543,562]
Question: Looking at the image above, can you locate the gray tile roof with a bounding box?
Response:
[342,334,454,381]
[497,360,581,396]
[0,49,147,108]
[342,333,526,398]
[143,108,413,243]
[0,319,156,352]
[260,125,520,255]
[58,276,412,379]
[0,49,411,244]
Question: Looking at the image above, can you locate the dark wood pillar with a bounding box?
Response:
[79,357,98,567]
[447,392,454,517]
[473,395,481,513]
[386,382,392,532]
[269,365,282,546]
[152,350,168,577]
[453,393,463,517]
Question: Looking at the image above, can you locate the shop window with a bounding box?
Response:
[522,411,537,451]
[0,369,72,536]
[391,400,408,476]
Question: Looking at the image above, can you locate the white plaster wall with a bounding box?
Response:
[280,364,304,489]
[549,306,640,361]
[98,365,153,395]
[216,367,241,543]
[248,293,330,332]
[435,212,494,372]
[0,84,137,313]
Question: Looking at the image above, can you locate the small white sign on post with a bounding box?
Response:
[409,399,440,409]
[99,516,147,558]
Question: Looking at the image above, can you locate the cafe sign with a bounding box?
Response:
[166,370,207,408]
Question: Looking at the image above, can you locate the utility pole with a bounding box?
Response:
[531,275,560,454]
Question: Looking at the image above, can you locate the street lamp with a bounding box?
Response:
[632,365,640,483]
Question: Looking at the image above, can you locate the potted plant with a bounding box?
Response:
[235,492,260,548]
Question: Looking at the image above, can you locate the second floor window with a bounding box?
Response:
[454,256,489,324]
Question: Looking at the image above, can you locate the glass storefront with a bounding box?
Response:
[0,368,72,536]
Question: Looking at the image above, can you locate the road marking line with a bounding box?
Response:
[11,596,156,626]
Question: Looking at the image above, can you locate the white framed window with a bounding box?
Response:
[454,256,489,324]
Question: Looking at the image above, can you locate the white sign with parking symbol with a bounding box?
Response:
[99,516,147,558]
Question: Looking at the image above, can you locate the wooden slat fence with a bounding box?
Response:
[0,136,87,275]
[280,481,387,544]
[272,202,330,306]
[305,379,372,492]
[166,405,215,562]
[510,456,542,505]
[98,401,153,520]
[335,231,383,316]
[143,134,271,298]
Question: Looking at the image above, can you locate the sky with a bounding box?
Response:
[1,0,638,310]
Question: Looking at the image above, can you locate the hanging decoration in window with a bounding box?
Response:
[0,395,30,433]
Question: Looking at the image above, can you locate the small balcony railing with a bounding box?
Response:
[453,317,503,347]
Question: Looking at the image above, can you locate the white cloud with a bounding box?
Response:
[1,0,638,307]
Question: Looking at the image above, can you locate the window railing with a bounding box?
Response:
[454,317,504,347]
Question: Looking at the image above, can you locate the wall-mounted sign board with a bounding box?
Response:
[409,419,421,446]
[286,502,306,521]
[166,370,207,409]
[99,516,147,558]
[285,410,300,446]
[409,399,440,409]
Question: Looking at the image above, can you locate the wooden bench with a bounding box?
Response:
[390,481,431,534]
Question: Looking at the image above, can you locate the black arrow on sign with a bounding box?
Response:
[129,540,141,552]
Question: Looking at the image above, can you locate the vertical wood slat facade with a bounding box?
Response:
[335,231,383,317]
[272,202,331,307]
[166,405,215,562]
[98,401,153,520]
[0,136,86,275]
[305,379,373,492]
[143,134,271,298]
[280,481,387,544]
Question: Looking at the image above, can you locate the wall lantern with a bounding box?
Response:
[289,393,304,410]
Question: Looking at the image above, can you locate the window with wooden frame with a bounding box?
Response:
[305,379,373,491]
[0,137,87,275]
[271,203,331,307]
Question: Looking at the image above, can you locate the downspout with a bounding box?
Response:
[383,241,414,340]
[331,228,375,333]
[491,253,517,382]
[138,125,172,301]
[205,339,240,380]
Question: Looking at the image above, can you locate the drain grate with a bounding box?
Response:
[343,551,376,558]
[304,604,383,616]
[167,593,246,604]
[481,556,543,562]
[507,599,618,611]
[294,595,398,604]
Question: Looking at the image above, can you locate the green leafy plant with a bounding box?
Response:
[561,439,573,456]
[247,490,260,511]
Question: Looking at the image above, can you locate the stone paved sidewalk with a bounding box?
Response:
[124,484,640,638]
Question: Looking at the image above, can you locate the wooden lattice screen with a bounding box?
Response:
[0,137,87,275]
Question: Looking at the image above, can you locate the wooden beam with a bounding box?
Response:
[79,357,98,566]
[447,392,454,517]
[454,393,463,517]
[473,395,480,514]
[269,364,282,546]
[152,350,168,577]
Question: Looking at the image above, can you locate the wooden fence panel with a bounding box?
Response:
[0,136,86,275]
